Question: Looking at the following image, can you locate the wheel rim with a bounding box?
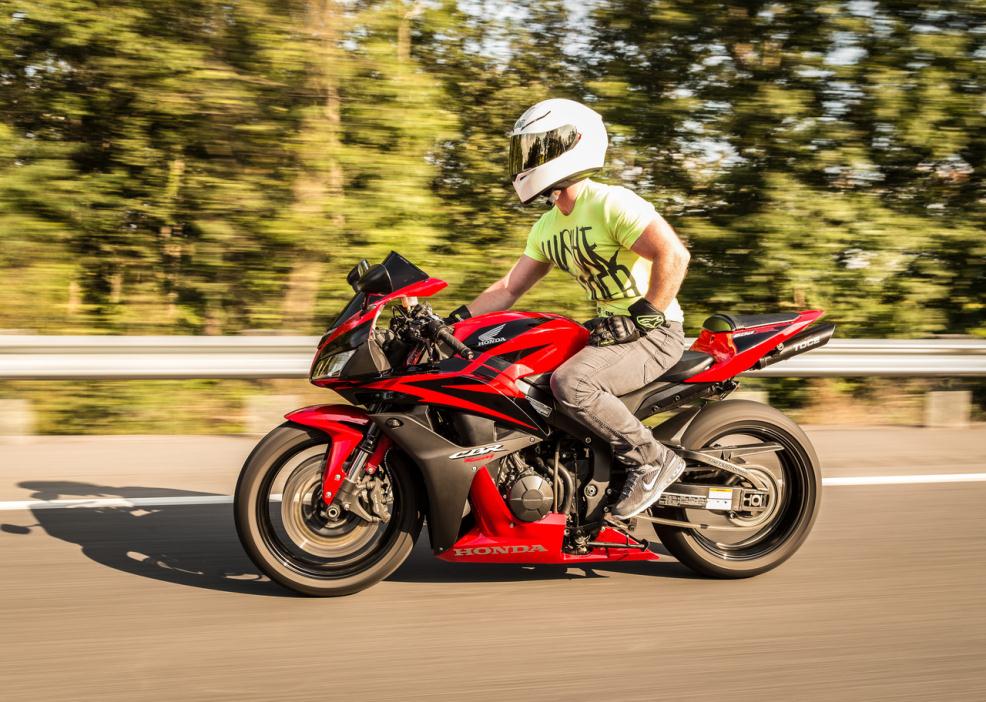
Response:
[279,458,384,560]
[254,443,403,579]
[680,423,814,561]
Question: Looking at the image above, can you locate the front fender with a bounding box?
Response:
[285,404,369,504]
[286,404,370,432]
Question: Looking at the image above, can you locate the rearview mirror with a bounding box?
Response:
[356,264,393,295]
[346,259,371,292]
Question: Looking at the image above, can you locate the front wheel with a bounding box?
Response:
[234,423,422,596]
[654,400,822,578]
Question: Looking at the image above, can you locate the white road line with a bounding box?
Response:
[0,495,233,511]
[822,473,986,486]
[1,473,985,512]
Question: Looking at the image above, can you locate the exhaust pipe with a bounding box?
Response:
[755,323,836,370]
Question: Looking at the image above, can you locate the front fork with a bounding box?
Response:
[329,422,385,521]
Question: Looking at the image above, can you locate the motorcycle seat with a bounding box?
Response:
[610,350,714,416]
[656,350,714,382]
[527,349,713,392]
[703,311,799,332]
[525,351,714,417]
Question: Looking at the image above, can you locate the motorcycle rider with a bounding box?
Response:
[459,98,690,519]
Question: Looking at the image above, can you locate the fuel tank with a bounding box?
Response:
[452,311,589,379]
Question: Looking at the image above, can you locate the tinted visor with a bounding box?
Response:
[508,124,581,177]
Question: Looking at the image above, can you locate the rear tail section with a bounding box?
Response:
[686,310,835,382]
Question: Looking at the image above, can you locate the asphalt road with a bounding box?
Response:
[1,426,984,701]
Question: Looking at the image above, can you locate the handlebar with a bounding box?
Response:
[428,320,475,360]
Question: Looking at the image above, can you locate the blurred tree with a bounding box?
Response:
[584,0,984,337]
[0,0,982,338]
[0,0,315,333]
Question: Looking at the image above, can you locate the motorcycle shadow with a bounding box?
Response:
[1,480,288,598]
[1,480,699,595]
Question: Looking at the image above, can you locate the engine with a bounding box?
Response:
[508,472,554,522]
[497,447,576,522]
[498,453,553,522]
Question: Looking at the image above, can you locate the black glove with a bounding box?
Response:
[589,299,667,347]
[589,315,639,346]
[444,304,472,325]
[626,298,667,331]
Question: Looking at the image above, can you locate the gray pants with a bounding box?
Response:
[550,322,686,467]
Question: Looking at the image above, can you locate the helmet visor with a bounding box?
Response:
[508,124,581,177]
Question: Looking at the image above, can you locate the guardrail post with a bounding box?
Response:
[0,399,35,442]
[244,395,301,435]
[923,390,971,428]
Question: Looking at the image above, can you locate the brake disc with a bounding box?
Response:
[280,459,380,559]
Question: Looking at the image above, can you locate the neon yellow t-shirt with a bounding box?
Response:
[523,180,684,321]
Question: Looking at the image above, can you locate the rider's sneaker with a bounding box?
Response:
[609,453,686,520]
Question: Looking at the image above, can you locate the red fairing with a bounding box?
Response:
[456,312,589,381]
[686,310,824,383]
[285,404,373,505]
[363,312,589,431]
[439,469,658,565]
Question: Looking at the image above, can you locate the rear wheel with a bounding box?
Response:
[653,400,821,578]
[234,423,422,596]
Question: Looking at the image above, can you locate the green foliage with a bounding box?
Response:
[1,0,981,337]
[0,1,983,431]
[1,379,254,434]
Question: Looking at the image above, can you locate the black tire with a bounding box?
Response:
[654,400,821,578]
[234,422,422,596]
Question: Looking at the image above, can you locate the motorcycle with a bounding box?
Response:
[234,252,835,596]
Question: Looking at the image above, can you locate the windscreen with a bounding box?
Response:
[325,252,430,331]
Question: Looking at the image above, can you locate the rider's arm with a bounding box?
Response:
[467,255,552,315]
[630,214,690,313]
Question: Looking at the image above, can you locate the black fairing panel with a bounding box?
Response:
[459,317,551,352]
[397,372,550,436]
[371,412,542,553]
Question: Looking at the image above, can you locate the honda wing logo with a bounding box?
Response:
[477,323,506,346]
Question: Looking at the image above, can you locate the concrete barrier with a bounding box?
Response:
[924,390,972,428]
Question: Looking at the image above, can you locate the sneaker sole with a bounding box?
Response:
[616,459,687,520]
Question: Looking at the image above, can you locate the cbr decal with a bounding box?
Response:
[448,443,505,460]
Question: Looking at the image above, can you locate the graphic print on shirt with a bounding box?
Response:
[536,225,640,302]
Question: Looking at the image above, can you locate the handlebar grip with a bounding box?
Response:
[435,325,474,360]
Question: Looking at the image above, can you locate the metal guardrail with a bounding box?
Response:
[0,335,983,380]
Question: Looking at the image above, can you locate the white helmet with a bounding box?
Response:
[509,98,608,204]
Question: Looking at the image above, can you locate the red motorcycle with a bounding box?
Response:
[235,252,835,596]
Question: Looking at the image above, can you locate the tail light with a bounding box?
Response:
[690,328,738,365]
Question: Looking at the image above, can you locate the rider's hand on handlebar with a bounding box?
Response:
[443,304,472,325]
